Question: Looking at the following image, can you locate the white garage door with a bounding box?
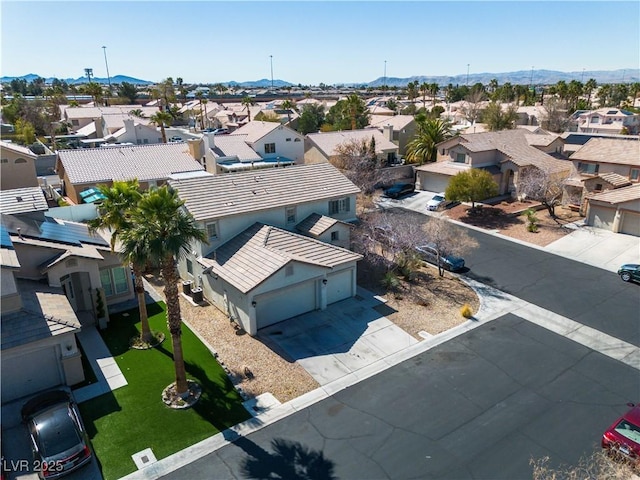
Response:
[1,347,62,403]
[419,173,450,193]
[621,212,640,236]
[589,206,616,230]
[256,281,317,329]
[327,269,353,305]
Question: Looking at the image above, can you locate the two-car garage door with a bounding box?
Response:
[1,347,62,403]
[256,280,317,329]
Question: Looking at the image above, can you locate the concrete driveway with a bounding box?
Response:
[259,288,418,385]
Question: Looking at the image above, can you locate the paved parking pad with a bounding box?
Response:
[259,293,418,385]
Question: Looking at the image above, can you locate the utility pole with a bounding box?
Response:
[466,64,470,86]
[581,68,585,83]
[530,66,534,88]
[270,55,274,91]
[383,60,387,93]
[102,46,112,106]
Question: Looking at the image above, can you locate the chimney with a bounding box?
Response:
[187,138,205,160]
[123,118,134,132]
[383,124,394,141]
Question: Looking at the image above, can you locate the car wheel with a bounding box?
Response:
[621,272,631,282]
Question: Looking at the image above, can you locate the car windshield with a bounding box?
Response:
[432,195,444,202]
[35,405,82,457]
[614,419,640,444]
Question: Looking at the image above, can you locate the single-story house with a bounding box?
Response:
[585,183,640,236]
[304,128,400,165]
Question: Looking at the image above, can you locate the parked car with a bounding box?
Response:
[602,403,640,465]
[383,183,414,199]
[168,136,184,143]
[618,264,640,283]
[22,390,92,479]
[415,245,465,271]
[426,193,447,211]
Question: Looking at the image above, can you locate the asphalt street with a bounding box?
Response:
[162,314,639,480]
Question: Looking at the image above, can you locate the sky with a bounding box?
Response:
[1,1,639,85]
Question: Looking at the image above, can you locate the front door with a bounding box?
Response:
[60,274,78,310]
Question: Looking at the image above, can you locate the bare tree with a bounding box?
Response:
[518,165,575,219]
[332,138,389,201]
[423,218,478,277]
[460,89,486,125]
[540,96,570,133]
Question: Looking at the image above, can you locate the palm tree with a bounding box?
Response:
[149,110,173,143]
[82,82,104,106]
[242,95,255,122]
[125,187,207,397]
[344,94,363,130]
[87,180,153,343]
[406,118,453,165]
[584,79,598,107]
[420,82,429,109]
[281,99,297,124]
[429,83,440,106]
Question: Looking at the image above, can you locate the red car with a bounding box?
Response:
[602,403,640,465]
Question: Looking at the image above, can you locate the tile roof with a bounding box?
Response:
[368,115,415,130]
[168,163,360,221]
[590,172,633,188]
[58,143,204,184]
[0,187,48,215]
[201,223,362,293]
[232,121,286,143]
[64,105,159,119]
[415,162,471,175]
[570,138,640,166]
[103,113,152,129]
[1,279,81,350]
[451,129,570,173]
[0,140,38,158]
[306,129,398,158]
[209,134,262,162]
[588,183,640,205]
[295,213,347,236]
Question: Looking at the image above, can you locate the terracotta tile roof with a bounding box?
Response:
[0,187,48,215]
[570,138,640,166]
[57,143,204,184]
[295,213,347,236]
[306,129,398,158]
[201,223,362,293]
[588,183,640,204]
[594,172,633,188]
[168,163,360,221]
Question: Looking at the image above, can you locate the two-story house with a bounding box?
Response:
[368,115,418,157]
[572,108,640,135]
[232,121,305,164]
[304,129,399,165]
[415,128,570,196]
[167,163,362,335]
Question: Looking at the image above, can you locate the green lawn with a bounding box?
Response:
[79,302,250,480]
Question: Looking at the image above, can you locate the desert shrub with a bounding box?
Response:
[460,304,473,318]
[380,271,400,291]
[525,208,539,232]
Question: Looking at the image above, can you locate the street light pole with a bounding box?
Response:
[530,66,534,88]
[466,63,470,86]
[383,60,387,93]
[270,55,274,91]
[102,46,112,105]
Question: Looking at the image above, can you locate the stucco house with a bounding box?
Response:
[1,140,39,190]
[415,129,570,196]
[62,105,160,132]
[304,128,400,165]
[368,115,418,157]
[167,162,362,335]
[585,183,640,236]
[232,121,305,164]
[56,142,206,204]
[571,108,640,135]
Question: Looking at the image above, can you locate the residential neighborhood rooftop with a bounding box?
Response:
[0,187,48,215]
[570,137,640,166]
[295,213,348,236]
[305,129,398,157]
[587,183,640,204]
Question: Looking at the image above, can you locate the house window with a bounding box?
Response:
[206,222,218,240]
[265,143,276,154]
[329,197,351,215]
[1,159,7,163]
[100,266,129,297]
[631,169,639,182]
[294,138,301,142]
[578,162,599,174]
[286,206,296,224]
[285,265,294,276]
[594,183,603,192]
[591,116,600,124]
[143,139,149,144]
[331,231,339,241]
[286,138,291,142]
[71,119,79,126]
[455,153,466,163]
[186,259,193,275]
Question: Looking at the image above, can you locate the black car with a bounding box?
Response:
[618,264,640,283]
[22,390,92,479]
[383,182,414,199]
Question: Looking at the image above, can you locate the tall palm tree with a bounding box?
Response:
[88,180,153,342]
[420,82,429,109]
[149,110,172,143]
[125,186,207,397]
[242,96,255,122]
[82,82,104,106]
[281,99,297,124]
[429,83,440,106]
[406,118,453,165]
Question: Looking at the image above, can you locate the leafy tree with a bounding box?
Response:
[158,77,177,114]
[445,169,499,210]
[149,110,173,143]
[242,95,255,122]
[124,186,207,397]
[88,180,153,343]
[482,101,518,131]
[15,118,36,144]
[42,87,67,150]
[297,103,325,135]
[406,118,454,165]
[254,111,280,122]
[118,82,139,104]
[326,94,368,131]
[385,98,398,113]
[10,78,27,95]
[429,105,445,119]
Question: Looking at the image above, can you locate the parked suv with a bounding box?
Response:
[383,183,414,199]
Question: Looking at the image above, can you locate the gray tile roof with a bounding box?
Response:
[232,121,282,143]
[0,187,48,215]
[210,134,262,162]
[295,213,344,236]
[169,163,360,221]
[588,183,640,204]
[306,129,399,158]
[570,138,640,166]
[58,143,205,184]
[201,222,362,293]
[1,279,80,350]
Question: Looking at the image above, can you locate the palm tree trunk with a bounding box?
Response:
[160,124,167,143]
[162,257,188,396]
[133,264,152,342]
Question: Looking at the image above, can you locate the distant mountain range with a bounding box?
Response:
[2,69,638,88]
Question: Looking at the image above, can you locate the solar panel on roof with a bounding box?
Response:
[39,221,109,247]
[0,224,13,249]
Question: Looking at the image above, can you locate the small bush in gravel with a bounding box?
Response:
[460,304,473,318]
[381,271,401,291]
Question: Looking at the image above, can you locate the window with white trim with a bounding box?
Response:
[331,231,339,241]
[631,169,639,182]
[206,222,218,240]
[186,259,193,275]
[455,153,466,163]
[578,162,599,174]
[100,266,129,297]
[329,197,351,215]
[265,143,276,154]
